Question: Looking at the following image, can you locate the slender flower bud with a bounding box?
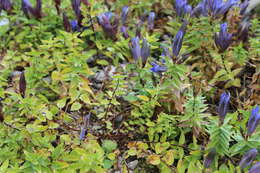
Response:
[217,91,230,121]
[79,127,86,140]
[130,37,141,61]
[72,0,83,25]
[247,106,260,136]
[54,0,61,14]
[148,12,155,31]
[172,21,187,58]
[239,148,258,169]
[203,148,216,168]
[214,23,233,52]
[141,39,150,67]
[121,6,129,24]
[120,26,129,39]
[63,13,71,32]
[249,162,260,173]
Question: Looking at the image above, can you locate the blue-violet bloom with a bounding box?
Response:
[249,162,260,173]
[214,23,233,52]
[172,21,187,57]
[247,106,260,135]
[121,6,129,24]
[148,12,155,31]
[217,91,230,121]
[239,148,258,169]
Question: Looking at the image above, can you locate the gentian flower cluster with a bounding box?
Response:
[172,21,187,58]
[98,12,119,40]
[130,37,150,67]
[21,0,42,19]
[217,91,230,122]
[214,23,233,52]
[0,0,12,13]
[247,106,260,136]
[207,0,238,17]
[239,148,258,170]
[174,0,192,17]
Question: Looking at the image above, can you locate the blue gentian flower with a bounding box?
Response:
[207,0,238,17]
[79,127,86,140]
[175,0,192,17]
[172,21,187,57]
[141,39,150,67]
[130,37,141,61]
[70,20,80,32]
[239,148,258,169]
[217,91,230,121]
[130,37,150,67]
[121,6,129,24]
[249,162,260,173]
[214,23,233,52]
[0,0,12,12]
[203,148,216,168]
[120,26,129,39]
[98,12,119,40]
[247,106,260,135]
[239,0,249,15]
[148,12,155,31]
[191,0,208,17]
[150,62,167,73]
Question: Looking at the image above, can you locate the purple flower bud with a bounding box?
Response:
[79,127,86,140]
[72,0,83,25]
[217,91,230,121]
[98,12,119,40]
[239,148,258,169]
[21,0,33,18]
[121,6,129,24]
[247,106,260,136]
[21,0,42,19]
[203,148,216,168]
[172,21,187,57]
[0,0,12,12]
[141,39,150,67]
[191,0,208,17]
[63,13,71,32]
[214,23,233,52]
[120,26,129,39]
[175,0,192,17]
[249,162,260,173]
[130,37,141,61]
[150,62,167,73]
[148,12,155,31]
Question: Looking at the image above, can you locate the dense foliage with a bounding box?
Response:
[0,0,259,172]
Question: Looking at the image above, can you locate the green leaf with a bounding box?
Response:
[70,102,82,111]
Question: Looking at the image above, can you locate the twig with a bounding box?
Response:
[104,80,120,118]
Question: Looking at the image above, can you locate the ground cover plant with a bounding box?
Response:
[0,0,259,172]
